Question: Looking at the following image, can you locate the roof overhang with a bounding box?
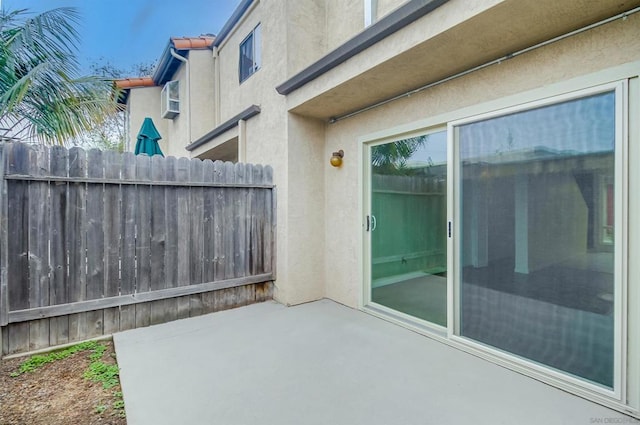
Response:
[186,105,261,152]
[153,36,215,85]
[280,0,640,121]
[114,77,156,104]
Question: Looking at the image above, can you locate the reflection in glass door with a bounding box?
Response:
[369,130,448,326]
[456,89,619,389]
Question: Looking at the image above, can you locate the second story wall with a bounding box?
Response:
[189,49,216,142]
[128,86,168,154]
[164,64,189,157]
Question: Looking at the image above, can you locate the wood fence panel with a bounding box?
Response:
[67,147,88,342]
[233,163,247,280]
[49,146,71,345]
[201,161,218,314]
[6,143,31,353]
[189,158,205,317]
[1,143,276,355]
[134,154,152,328]
[85,149,105,339]
[265,165,275,277]
[119,152,137,330]
[176,157,191,319]
[0,145,8,342]
[103,151,122,334]
[27,146,50,350]
[223,162,236,280]
[150,155,171,326]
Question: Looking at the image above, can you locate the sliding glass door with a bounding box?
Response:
[454,86,621,389]
[368,130,448,327]
[364,82,624,394]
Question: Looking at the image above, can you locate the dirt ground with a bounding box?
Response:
[0,341,126,425]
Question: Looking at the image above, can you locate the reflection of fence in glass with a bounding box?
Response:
[458,90,616,388]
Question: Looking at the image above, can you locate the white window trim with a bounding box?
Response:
[161,80,180,119]
[364,0,378,27]
[239,23,261,83]
[359,61,640,417]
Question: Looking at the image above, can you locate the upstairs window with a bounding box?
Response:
[239,24,261,83]
[161,80,179,119]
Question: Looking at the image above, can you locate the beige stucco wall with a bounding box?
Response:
[188,49,216,142]
[164,65,189,158]
[211,0,328,305]
[321,12,640,308]
[376,0,407,20]
[127,86,167,154]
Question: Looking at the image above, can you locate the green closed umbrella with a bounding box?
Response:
[135,117,164,156]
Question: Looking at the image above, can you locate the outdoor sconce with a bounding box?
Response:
[330,150,344,167]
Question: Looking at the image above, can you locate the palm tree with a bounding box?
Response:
[0,7,119,145]
[371,135,428,175]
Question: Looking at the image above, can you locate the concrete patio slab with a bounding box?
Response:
[114,299,630,425]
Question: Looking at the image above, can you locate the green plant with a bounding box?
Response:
[10,340,99,376]
[84,359,120,389]
[10,340,126,418]
[0,7,120,145]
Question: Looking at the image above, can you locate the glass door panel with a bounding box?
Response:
[456,90,617,388]
[369,130,447,326]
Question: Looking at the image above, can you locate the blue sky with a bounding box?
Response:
[3,0,240,75]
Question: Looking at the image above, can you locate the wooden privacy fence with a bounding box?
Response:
[0,142,276,355]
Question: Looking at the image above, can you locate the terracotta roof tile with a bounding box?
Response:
[171,36,215,50]
[115,77,155,89]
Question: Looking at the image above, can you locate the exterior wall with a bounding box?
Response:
[376,0,407,19]
[321,12,640,308]
[164,65,189,157]
[324,0,363,51]
[127,86,167,154]
[286,0,327,76]
[189,49,216,142]
[213,0,327,305]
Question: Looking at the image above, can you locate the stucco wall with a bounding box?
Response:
[321,12,640,308]
[164,65,189,158]
[213,0,328,305]
[127,86,167,154]
[189,49,216,142]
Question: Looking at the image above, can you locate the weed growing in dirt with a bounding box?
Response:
[10,340,125,417]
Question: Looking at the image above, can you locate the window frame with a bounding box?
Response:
[239,24,262,83]
[161,80,180,119]
[448,81,627,400]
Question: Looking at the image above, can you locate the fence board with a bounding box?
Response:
[119,153,137,330]
[150,155,171,326]
[84,149,105,339]
[234,163,247,280]
[67,148,88,342]
[176,157,191,319]
[49,146,71,345]
[27,146,50,350]
[103,151,122,334]
[223,162,236,279]
[1,143,276,355]
[189,158,205,317]
[0,144,8,330]
[7,143,30,353]
[134,154,152,328]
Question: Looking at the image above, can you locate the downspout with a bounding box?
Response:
[170,48,191,144]
[212,46,221,126]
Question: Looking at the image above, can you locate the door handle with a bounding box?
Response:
[370,215,377,232]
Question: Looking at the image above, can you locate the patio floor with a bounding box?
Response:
[114,299,630,425]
